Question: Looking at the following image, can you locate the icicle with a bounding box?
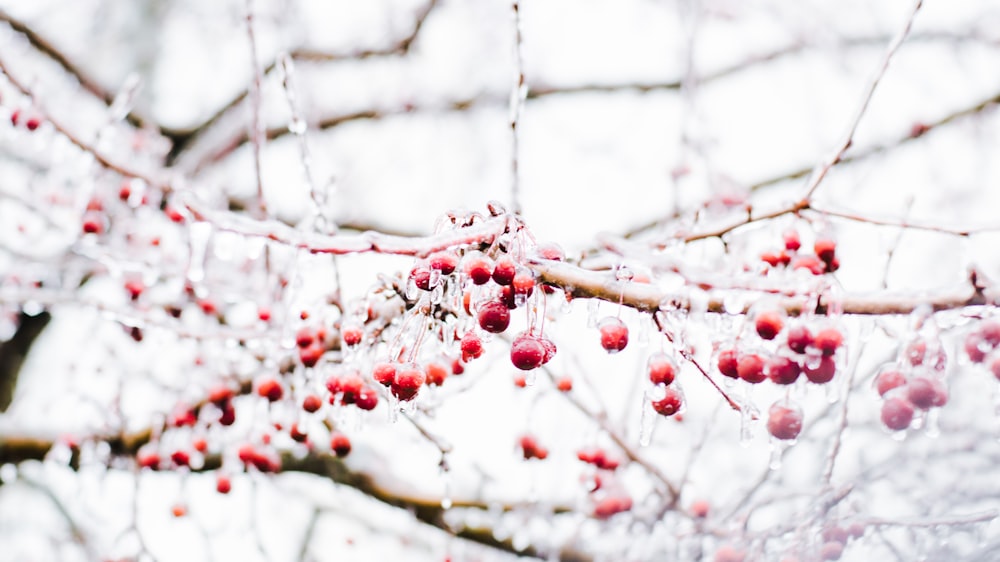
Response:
[639,392,656,447]
[186,222,213,284]
[587,299,600,328]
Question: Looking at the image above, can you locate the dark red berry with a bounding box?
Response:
[906,377,947,410]
[647,353,677,386]
[341,324,363,347]
[392,365,425,401]
[425,362,449,386]
[767,356,801,385]
[510,333,545,370]
[755,311,784,340]
[804,356,836,384]
[373,361,397,386]
[814,238,837,264]
[302,394,323,413]
[410,266,432,291]
[783,229,801,251]
[786,325,813,354]
[598,317,629,353]
[717,349,739,378]
[492,256,517,285]
[881,397,914,431]
[460,331,484,361]
[652,387,683,416]
[256,377,283,402]
[216,473,232,494]
[330,432,352,457]
[814,328,843,356]
[519,434,548,460]
[428,251,458,275]
[767,403,803,441]
[463,255,494,285]
[478,300,510,333]
[875,369,906,397]
[737,354,766,384]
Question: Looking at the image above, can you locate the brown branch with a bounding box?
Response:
[0,54,167,189]
[527,258,987,316]
[0,432,586,561]
[0,311,50,413]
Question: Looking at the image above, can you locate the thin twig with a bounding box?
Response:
[509,0,525,216]
[801,0,924,201]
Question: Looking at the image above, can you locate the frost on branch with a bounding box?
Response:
[2,1,1000,561]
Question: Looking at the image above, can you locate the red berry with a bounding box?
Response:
[510,333,545,370]
[373,362,397,386]
[138,450,161,470]
[207,384,234,405]
[256,377,283,402]
[300,344,324,367]
[354,386,379,410]
[804,356,836,384]
[906,377,947,409]
[990,357,1000,381]
[737,354,766,384]
[814,328,843,356]
[761,251,783,267]
[460,332,484,361]
[257,306,271,322]
[124,279,144,300]
[690,500,710,518]
[25,116,41,131]
[652,387,683,416]
[341,324,363,347]
[290,423,309,443]
[302,394,323,413]
[392,365,425,401]
[904,340,927,366]
[477,300,510,333]
[875,369,906,397]
[463,255,494,285]
[556,376,573,392]
[965,332,988,363]
[82,213,104,234]
[767,403,803,441]
[535,243,565,261]
[647,353,677,386]
[166,206,185,223]
[981,321,1000,347]
[512,272,535,296]
[518,435,548,460]
[171,504,187,518]
[755,311,784,340]
[814,238,837,264]
[791,254,825,275]
[410,266,432,291]
[783,229,801,251]
[820,542,844,561]
[451,358,465,375]
[296,328,315,348]
[492,256,517,285]
[425,362,449,386]
[538,336,557,364]
[428,251,458,275]
[714,545,746,562]
[171,450,191,467]
[593,495,632,519]
[786,325,813,354]
[193,438,208,453]
[512,373,527,387]
[598,317,629,353]
[717,349,740,378]
[330,432,352,457]
[881,396,914,431]
[216,473,232,494]
[218,403,236,426]
[767,356,801,385]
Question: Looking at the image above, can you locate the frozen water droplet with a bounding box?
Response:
[587,300,600,328]
[768,440,785,470]
[441,496,452,510]
[639,392,656,447]
[615,266,634,282]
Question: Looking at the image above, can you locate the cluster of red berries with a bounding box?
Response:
[718,311,844,387]
[9,108,42,131]
[874,337,949,431]
[646,352,684,417]
[964,319,1000,381]
[760,229,840,275]
[576,446,633,518]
